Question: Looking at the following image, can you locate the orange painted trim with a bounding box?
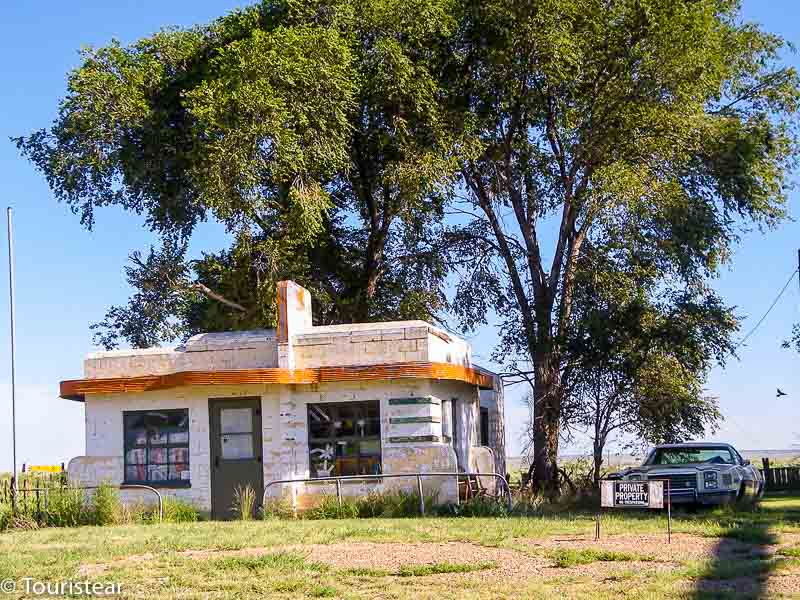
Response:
[59,361,495,401]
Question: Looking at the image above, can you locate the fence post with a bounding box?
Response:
[416,475,425,516]
[762,457,771,491]
[10,476,16,515]
[335,479,342,510]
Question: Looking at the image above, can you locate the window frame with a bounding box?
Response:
[307,400,382,478]
[123,409,191,488]
[479,406,490,447]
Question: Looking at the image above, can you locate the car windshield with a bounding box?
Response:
[647,447,736,466]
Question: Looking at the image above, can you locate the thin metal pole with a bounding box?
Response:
[417,475,425,516]
[6,208,17,514]
[335,478,342,509]
[667,479,672,544]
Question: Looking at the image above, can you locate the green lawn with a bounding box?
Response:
[1,495,799,599]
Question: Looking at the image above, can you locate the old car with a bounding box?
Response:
[611,443,764,505]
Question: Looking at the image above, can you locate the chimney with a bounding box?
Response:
[276,280,313,369]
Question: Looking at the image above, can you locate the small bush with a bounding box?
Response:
[46,486,86,527]
[162,497,199,523]
[261,498,295,519]
[304,495,359,520]
[300,490,435,519]
[232,485,257,521]
[358,490,435,518]
[439,495,509,518]
[91,482,120,526]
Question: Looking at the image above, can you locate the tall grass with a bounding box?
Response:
[232,485,257,521]
[91,482,121,526]
[298,490,440,520]
[45,486,86,527]
[0,480,200,531]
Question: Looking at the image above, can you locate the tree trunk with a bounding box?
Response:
[529,354,562,495]
[358,237,384,321]
[592,439,604,486]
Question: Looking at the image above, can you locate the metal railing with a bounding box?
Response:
[262,471,513,515]
[8,484,164,523]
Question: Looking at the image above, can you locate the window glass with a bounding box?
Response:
[480,407,490,447]
[221,408,253,434]
[649,447,735,465]
[124,409,190,485]
[221,433,254,460]
[307,401,381,477]
[441,399,452,441]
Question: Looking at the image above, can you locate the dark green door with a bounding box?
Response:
[209,397,264,520]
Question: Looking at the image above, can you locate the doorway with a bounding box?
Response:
[209,397,264,520]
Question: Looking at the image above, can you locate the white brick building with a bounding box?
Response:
[62,281,505,517]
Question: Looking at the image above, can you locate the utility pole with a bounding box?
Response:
[7,208,17,513]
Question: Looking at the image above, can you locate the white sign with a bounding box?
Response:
[601,480,664,509]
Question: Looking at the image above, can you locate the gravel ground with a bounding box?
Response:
[79,534,800,594]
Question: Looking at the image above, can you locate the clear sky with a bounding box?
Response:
[0,1,797,472]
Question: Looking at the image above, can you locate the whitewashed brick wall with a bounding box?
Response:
[71,379,481,512]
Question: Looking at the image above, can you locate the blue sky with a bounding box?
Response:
[0,1,798,471]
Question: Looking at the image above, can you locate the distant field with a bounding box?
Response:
[1,494,800,599]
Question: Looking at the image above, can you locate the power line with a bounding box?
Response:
[735,266,799,350]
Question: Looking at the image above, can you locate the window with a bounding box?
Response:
[480,407,490,447]
[219,407,255,460]
[441,399,453,443]
[124,409,190,486]
[647,447,735,466]
[308,401,381,477]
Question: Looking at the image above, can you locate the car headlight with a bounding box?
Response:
[704,471,718,489]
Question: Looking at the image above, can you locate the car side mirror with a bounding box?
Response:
[743,460,751,466]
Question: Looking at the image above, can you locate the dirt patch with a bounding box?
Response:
[182,542,540,575]
[78,553,154,577]
[79,540,677,583]
[82,534,799,586]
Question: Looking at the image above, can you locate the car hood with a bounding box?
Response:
[617,463,736,476]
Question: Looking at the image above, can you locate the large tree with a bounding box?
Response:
[18,0,799,493]
[557,248,733,484]
[447,0,799,489]
[17,0,460,347]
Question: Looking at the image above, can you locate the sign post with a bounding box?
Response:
[6,208,17,514]
[599,479,672,543]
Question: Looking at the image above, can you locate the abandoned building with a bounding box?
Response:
[60,281,506,518]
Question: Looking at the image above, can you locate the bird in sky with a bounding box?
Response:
[777,388,788,398]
